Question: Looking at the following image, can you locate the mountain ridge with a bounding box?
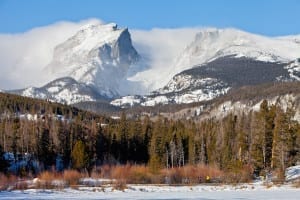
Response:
[6,23,300,106]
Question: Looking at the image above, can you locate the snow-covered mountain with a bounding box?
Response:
[9,77,101,104]
[127,28,300,93]
[140,82,300,123]
[112,57,300,108]
[110,28,300,107]
[169,28,300,78]
[45,22,140,98]
[7,23,300,107]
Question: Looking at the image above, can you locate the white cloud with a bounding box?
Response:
[0,18,103,90]
[130,28,201,91]
[0,18,201,92]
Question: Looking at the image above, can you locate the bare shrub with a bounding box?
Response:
[162,168,183,184]
[222,165,253,184]
[162,164,223,184]
[292,180,300,188]
[112,179,127,191]
[127,165,152,184]
[37,170,82,189]
[99,164,113,179]
[37,171,59,189]
[100,164,225,185]
[272,168,285,184]
[111,164,131,182]
[38,171,59,182]
[0,173,9,191]
[0,174,20,191]
[13,181,28,190]
[63,170,83,186]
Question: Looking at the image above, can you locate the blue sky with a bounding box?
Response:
[0,0,300,35]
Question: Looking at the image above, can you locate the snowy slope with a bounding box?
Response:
[123,28,300,107]
[170,29,300,81]
[9,77,101,104]
[45,23,140,98]
[130,30,299,93]
[206,94,300,121]
[112,57,299,108]
[285,59,300,81]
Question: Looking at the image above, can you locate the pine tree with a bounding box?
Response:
[187,122,196,165]
[118,112,129,163]
[11,118,20,159]
[251,100,276,175]
[148,116,165,169]
[71,140,89,171]
[0,143,9,173]
[96,125,106,164]
[272,106,299,170]
[250,111,265,175]
[37,125,55,169]
[204,119,217,165]
[57,121,71,168]
[237,112,250,164]
[220,113,238,170]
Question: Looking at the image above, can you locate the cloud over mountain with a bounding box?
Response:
[0,18,103,89]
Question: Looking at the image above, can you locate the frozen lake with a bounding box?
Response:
[1,184,299,200]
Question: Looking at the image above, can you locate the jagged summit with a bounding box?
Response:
[46,22,139,98]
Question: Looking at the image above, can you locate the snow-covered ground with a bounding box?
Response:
[0,184,299,200]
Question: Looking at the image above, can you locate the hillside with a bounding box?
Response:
[0,92,105,120]
[122,82,300,121]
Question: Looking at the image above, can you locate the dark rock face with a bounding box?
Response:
[181,56,289,87]
[112,29,140,65]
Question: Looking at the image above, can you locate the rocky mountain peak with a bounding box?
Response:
[45,23,140,98]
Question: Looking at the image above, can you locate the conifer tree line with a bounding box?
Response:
[0,93,299,177]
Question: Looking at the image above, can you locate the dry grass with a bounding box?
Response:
[271,169,285,185]
[0,173,9,191]
[1,163,257,191]
[97,164,224,185]
[112,179,128,191]
[0,173,30,191]
[13,181,28,190]
[63,170,83,186]
[0,173,17,191]
[263,182,273,188]
[38,171,59,182]
[107,164,161,184]
[292,180,300,188]
[222,165,253,184]
[162,164,223,184]
[99,164,113,178]
[127,165,152,184]
[36,170,83,189]
[110,164,131,181]
[37,171,59,189]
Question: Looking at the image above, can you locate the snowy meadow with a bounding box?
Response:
[0,183,299,200]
